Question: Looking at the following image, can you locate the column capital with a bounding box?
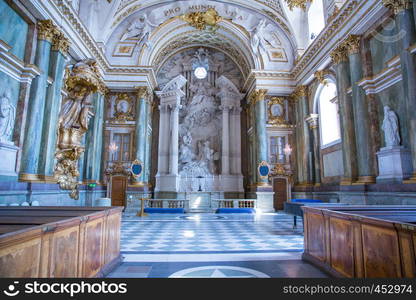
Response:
[382,0,412,14]
[37,20,57,42]
[285,0,312,11]
[330,44,349,64]
[52,31,70,54]
[343,35,362,55]
[290,85,308,101]
[249,89,268,105]
[136,86,150,99]
[305,114,319,129]
[314,70,331,85]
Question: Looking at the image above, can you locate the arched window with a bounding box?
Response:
[308,0,325,42]
[318,82,341,147]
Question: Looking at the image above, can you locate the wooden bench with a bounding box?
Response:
[0,206,123,278]
[302,205,416,278]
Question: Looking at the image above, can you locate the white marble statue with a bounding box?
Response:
[0,91,16,144]
[179,132,194,164]
[382,105,401,147]
[250,19,280,56]
[121,14,158,48]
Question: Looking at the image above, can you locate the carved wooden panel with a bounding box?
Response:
[105,213,121,265]
[49,227,79,277]
[0,238,41,277]
[362,224,402,278]
[329,217,354,277]
[306,212,326,262]
[83,218,104,277]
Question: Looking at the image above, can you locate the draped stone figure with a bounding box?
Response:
[120,14,158,48]
[250,19,280,56]
[0,91,15,144]
[382,105,401,147]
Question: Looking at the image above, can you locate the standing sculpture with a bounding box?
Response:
[54,59,101,199]
[0,90,15,144]
[382,105,401,147]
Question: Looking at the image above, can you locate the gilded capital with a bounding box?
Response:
[290,85,308,101]
[136,86,150,99]
[314,70,331,85]
[330,45,349,64]
[343,35,362,55]
[52,31,70,54]
[37,20,57,42]
[250,89,268,105]
[284,0,312,10]
[382,0,412,14]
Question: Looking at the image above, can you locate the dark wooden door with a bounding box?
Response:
[273,178,287,211]
[111,176,127,207]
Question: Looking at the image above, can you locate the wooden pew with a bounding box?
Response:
[302,205,416,278]
[0,206,123,278]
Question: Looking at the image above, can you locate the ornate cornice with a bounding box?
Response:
[305,114,319,129]
[330,44,349,64]
[343,35,362,55]
[382,0,412,14]
[37,20,57,42]
[52,30,70,54]
[250,89,268,105]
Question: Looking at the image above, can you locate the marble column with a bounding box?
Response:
[144,101,153,183]
[38,30,69,177]
[221,106,230,175]
[20,20,56,179]
[84,91,105,183]
[155,75,187,192]
[251,89,269,185]
[384,0,416,182]
[231,107,243,175]
[344,35,375,184]
[331,44,358,185]
[134,87,150,184]
[306,114,321,185]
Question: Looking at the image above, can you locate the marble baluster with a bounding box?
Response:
[344,35,375,184]
[331,45,358,185]
[221,106,230,175]
[38,30,69,177]
[20,20,55,179]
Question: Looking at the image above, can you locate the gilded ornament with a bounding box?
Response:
[37,20,57,42]
[284,0,313,10]
[112,93,134,122]
[250,89,268,105]
[268,97,288,126]
[52,31,70,54]
[54,59,101,199]
[136,86,149,99]
[290,85,308,101]
[382,0,412,14]
[343,35,361,55]
[330,44,348,64]
[180,8,222,32]
[314,70,331,85]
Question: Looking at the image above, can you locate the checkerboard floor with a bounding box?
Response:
[120,213,304,254]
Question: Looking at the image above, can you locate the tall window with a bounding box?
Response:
[112,133,131,161]
[318,82,341,147]
[308,0,325,42]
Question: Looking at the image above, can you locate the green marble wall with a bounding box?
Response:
[0,0,28,60]
[369,19,400,75]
